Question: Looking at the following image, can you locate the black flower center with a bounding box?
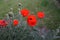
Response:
[30,18,32,20]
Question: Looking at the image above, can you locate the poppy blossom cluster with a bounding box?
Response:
[0,8,45,28]
[20,8,45,27]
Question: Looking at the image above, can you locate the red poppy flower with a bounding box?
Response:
[20,8,30,17]
[37,11,45,18]
[27,15,37,27]
[0,20,3,26]
[0,20,8,27]
[2,20,8,27]
[13,19,19,26]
